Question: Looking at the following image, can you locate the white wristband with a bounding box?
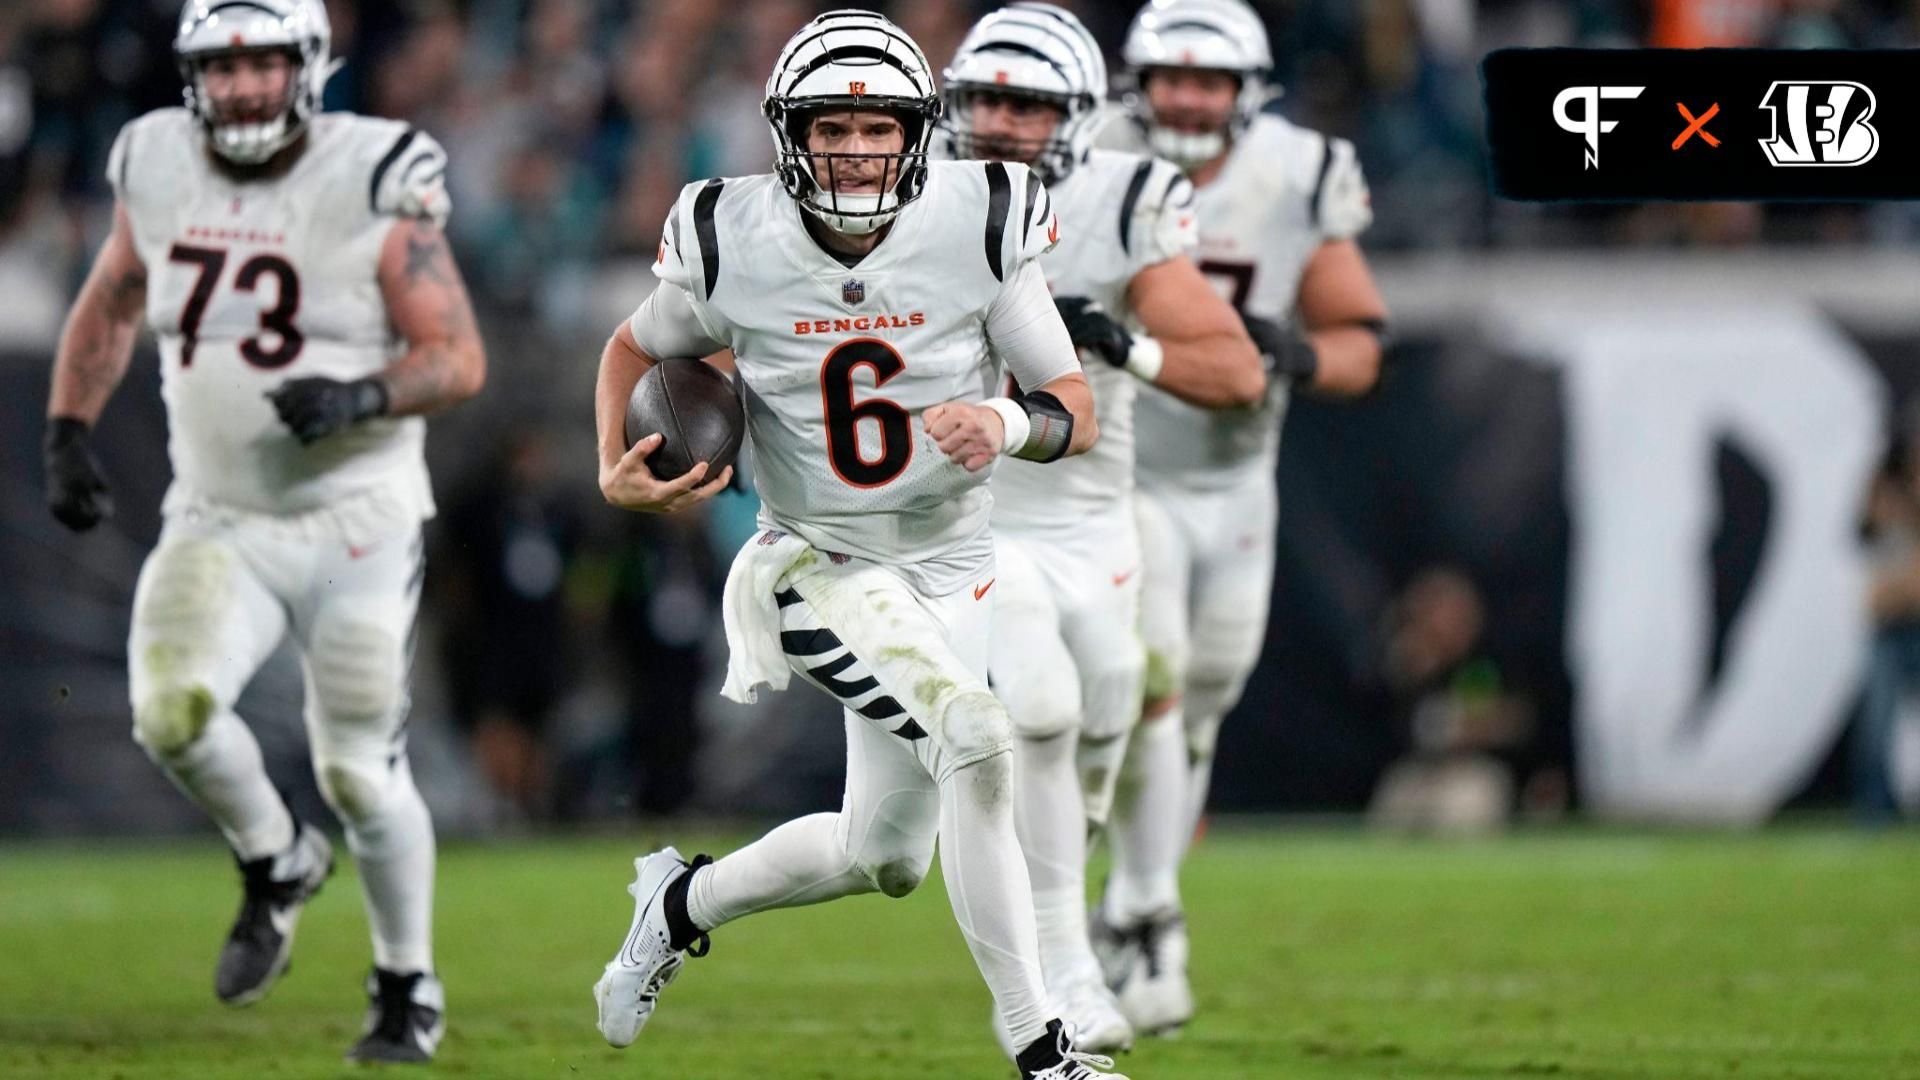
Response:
[1123,335,1164,383]
[981,397,1031,456]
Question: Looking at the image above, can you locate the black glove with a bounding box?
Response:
[1054,296,1132,368]
[1243,315,1318,385]
[44,417,114,532]
[266,376,389,445]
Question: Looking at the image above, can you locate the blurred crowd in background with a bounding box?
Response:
[10,0,1920,300]
[5,0,1920,832]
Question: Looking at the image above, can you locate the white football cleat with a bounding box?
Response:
[1056,969,1135,1054]
[1111,914,1192,1036]
[1089,902,1140,990]
[592,847,710,1047]
[994,970,1134,1060]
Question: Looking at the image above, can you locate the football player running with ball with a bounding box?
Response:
[591,11,1124,1078]
[42,0,483,1063]
[1093,0,1390,1037]
[940,1,1264,1056]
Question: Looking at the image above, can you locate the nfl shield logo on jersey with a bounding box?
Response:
[842,278,865,305]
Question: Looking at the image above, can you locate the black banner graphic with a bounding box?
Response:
[1483,49,1920,201]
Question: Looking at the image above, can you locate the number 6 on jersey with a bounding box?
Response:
[821,338,912,488]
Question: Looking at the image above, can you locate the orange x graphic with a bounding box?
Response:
[1672,102,1721,150]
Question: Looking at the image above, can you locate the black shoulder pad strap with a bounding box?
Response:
[1309,135,1335,230]
[118,125,135,196]
[1117,159,1153,256]
[693,177,725,298]
[369,127,419,214]
[984,161,1012,282]
[1020,169,1042,238]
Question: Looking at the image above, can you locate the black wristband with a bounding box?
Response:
[1012,389,1074,463]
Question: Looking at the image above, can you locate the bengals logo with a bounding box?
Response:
[1758,81,1878,167]
[848,81,867,96]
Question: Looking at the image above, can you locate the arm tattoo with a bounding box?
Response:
[381,230,481,415]
[402,223,453,286]
[107,266,147,316]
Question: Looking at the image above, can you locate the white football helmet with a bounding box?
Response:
[1121,0,1273,168]
[764,10,941,236]
[174,0,339,165]
[940,2,1107,185]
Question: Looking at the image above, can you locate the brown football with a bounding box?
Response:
[623,357,746,481]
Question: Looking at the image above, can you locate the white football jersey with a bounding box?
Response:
[107,108,449,523]
[1099,110,1372,493]
[651,161,1066,596]
[989,148,1195,535]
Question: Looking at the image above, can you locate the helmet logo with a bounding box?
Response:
[231,34,246,46]
[1181,48,1195,64]
[995,70,1010,84]
[848,81,866,95]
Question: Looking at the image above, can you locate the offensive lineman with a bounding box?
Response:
[940,2,1264,1055]
[1094,0,1390,1035]
[41,0,482,1062]
[590,11,1123,1078]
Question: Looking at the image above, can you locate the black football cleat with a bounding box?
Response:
[346,968,445,1064]
[1015,1019,1129,1079]
[215,822,334,1006]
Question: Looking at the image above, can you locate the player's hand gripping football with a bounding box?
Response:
[1054,295,1132,367]
[266,376,390,445]
[924,401,1005,473]
[43,418,114,532]
[599,432,732,514]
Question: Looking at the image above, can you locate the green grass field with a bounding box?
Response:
[3,826,1917,1079]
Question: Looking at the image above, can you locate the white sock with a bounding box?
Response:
[1105,708,1186,922]
[144,708,294,860]
[942,751,1051,1050]
[1182,734,1219,862]
[342,760,436,973]
[1033,884,1096,985]
[685,812,872,931]
[1075,732,1132,830]
[1013,732,1083,895]
[1013,732,1092,981]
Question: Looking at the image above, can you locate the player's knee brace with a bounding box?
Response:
[1182,662,1250,741]
[934,689,1015,782]
[854,848,933,899]
[132,684,218,755]
[1003,676,1079,741]
[845,781,941,898]
[1081,651,1147,743]
[313,751,398,825]
[307,618,404,728]
[1140,644,1187,713]
[1184,709,1225,766]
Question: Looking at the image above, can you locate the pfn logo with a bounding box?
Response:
[1758,81,1878,167]
[1553,85,1645,170]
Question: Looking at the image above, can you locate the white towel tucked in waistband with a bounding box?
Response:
[719,529,818,704]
